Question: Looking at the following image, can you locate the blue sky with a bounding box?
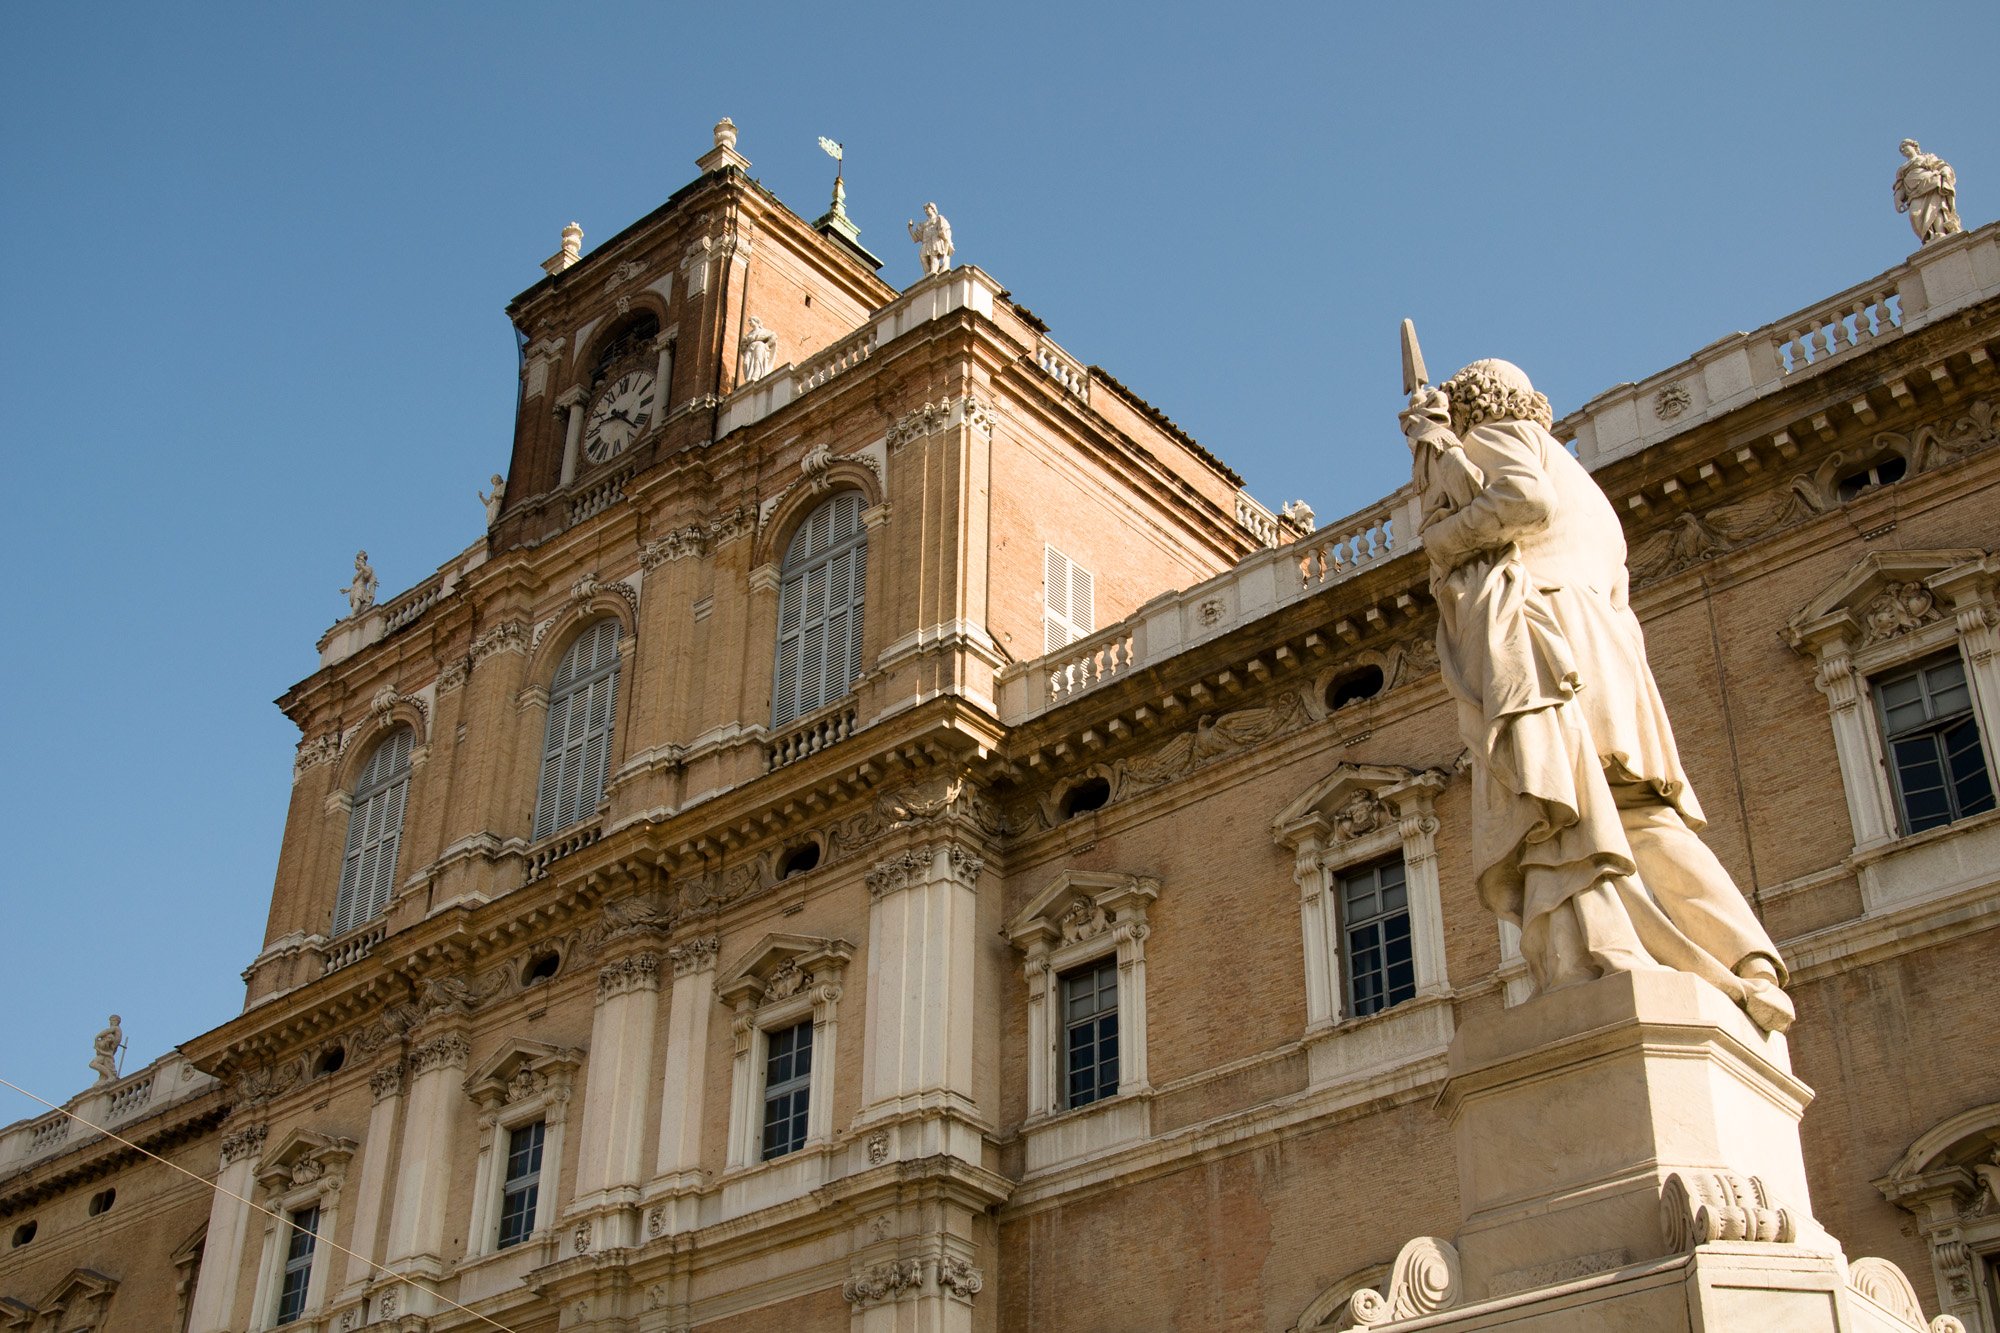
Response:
[1,3,1993,1124]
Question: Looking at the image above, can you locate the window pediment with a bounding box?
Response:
[255,1129,356,1198]
[1272,762,1448,855]
[718,934,854,1009]
[463,1041,583,1110]
[1005,870,1158,956]
[1786,548,1992,664]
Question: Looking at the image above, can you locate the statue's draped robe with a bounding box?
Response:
[1423,418,1781,993]
[1897,158,1960,243]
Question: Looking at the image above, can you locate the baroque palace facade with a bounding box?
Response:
[3,122,1998,1333]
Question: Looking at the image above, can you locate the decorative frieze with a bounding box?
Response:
[219,1122,268,1165]
[407,1033,471,1076]
[1861,581,1940,643]
[1653,382,1691,420]
[842,1259,923,1309]
[435,656,471,694]
[368,1062,405,1103]
[708,506,754,546]
[640,524,708,568]
[886,393,994,450]
[470,619,530,663]
[668,935,719,977]
[938,1257,985,1302]
[596,950,661,1001]
[293,732,341,778]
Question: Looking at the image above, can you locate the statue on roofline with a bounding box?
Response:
[1397,322,1794,1033]
[1894,139,1963,246]
[339,550,377,617]
[907,202,954,277]
[89,1015,123,1085]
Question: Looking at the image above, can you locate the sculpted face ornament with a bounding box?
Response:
[1397,321,1796,1033]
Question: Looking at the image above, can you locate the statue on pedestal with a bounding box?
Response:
[1894,139,1963,246]
[89,1015,123,1085]
[479,474,506,526]
[739,315,778,383]
[907,202,954,276]
[339,550,377,617]
[1397,326,1794,1033]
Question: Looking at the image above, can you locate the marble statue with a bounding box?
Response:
[340,550,378,617]
[479,474,506,526]
[1894,140,1963,245]
[908,202,954,276]
[740,315,778,382]
[89,1015,122,1085]
[1398,336,1795,1033]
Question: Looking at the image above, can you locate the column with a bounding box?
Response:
[650,936,718,1233]
[858,840,984,1161]
[557,387,587,486]
[651,331,674,431]
[338,1061,405,1301]
[382,1030,469,1311]
[569,949,661,1249]
[185,1121,266,1333]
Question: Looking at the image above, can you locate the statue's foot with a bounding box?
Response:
[1736,957,1796,1033]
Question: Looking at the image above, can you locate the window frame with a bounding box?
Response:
[1788,551,2000,861]
[1043,543,1096,655]
[1005,871,1158,1124]
[247,1134,353,1333]
[1057,955,1121,1111]
[758,1019,815,1160]
[272,1204,319,1326]
[718,937,851,1173]
[1337,856,1418,1020]
[771,491,869,729]
[1274,765,1450,1040]
[462,1043,581,1261]
[530,617,624,842]
[1873,652,1996,835]
[494,1119,547,1250]
[330,726,415,938]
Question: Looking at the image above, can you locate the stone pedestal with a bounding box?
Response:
[1345,972,1942,1331]
[1439,970,1828,1300]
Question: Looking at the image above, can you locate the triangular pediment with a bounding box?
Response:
[260,1127,349,1171]
[463,1040,583,1105]
[1272,763,1446,849]
[256,1129,356,1194]
[717,933,853,1005]
[39,1267,118,1314]
[1787,548,1983,646]
[1005,870,1159,951]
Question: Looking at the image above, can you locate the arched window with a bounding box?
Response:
[332,727,414,936]
[773,492,868,728]
[532,619,622,840]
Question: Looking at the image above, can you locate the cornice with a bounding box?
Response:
[0,1089,229,1215]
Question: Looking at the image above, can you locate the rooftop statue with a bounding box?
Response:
[1398,324,1795,1033]
[89,1015,122,1086]
[340,549,378,617]
[479,473,506,526]
[1894,139,1963,246]
[907,202,954,277]
[739,315,778,383]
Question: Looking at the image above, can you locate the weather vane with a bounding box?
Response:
[818,136,844,186]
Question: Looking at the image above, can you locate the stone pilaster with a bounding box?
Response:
[567,948,662,1250]
[183,1120,266,1333]
[381,1030,470,1309]
[646,935,719,1236]
[337,1061,405,1301]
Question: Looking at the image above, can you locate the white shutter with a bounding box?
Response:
[1045,545,1094,653]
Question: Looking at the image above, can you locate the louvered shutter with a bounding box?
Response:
[332,727,413,936]
[772,492,868,727]
[532,619,622,839]
[1044,545,1095,653]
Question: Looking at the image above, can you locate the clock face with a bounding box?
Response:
[583,369,657,463]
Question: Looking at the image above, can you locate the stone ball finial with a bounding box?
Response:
[715,117,738,150]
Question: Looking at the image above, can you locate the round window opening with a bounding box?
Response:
[1060,777,1112,819]
[314,1047,347,1078]
[1327,664,1386,711]
[779,842,822,879]
[523,950,562,986]
[10,1222,35,1247]
[88,1188,116,1217]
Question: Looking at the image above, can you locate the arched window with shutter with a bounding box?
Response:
[531,618,623,841]
[772,492,868,728]
[332,727,414,936]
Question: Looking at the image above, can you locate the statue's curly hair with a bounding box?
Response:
[1439,360,1554,437]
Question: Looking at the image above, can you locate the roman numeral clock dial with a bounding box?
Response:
[582,369,657,463]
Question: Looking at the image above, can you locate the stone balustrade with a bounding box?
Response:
[766,701,858,770]
[794,323,878,395]
[1561,221,2000,468]
[567,466,633,527]
[321,921,388,975]
[1035,337,1090,401]
[0,1051,217,1178]
[379,577,447,637]
[997,487,1422,724]
[524,822,603,883]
